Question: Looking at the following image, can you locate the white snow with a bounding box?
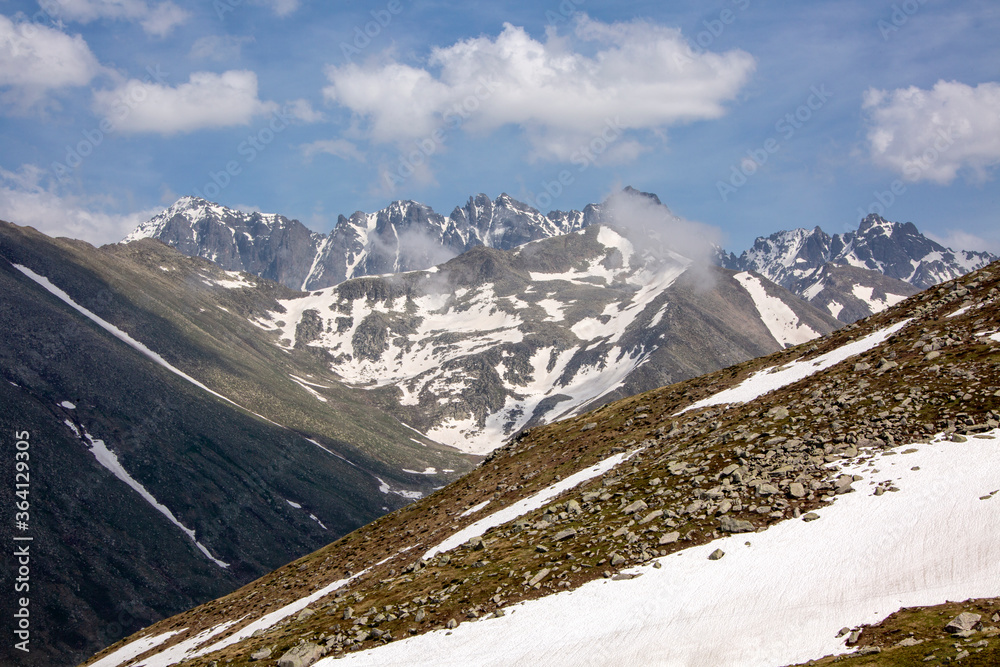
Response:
[88,630,185,667]
[130,620,242,667]
[67,421,229,569]
[14,264,280,427]
[734,272,820,348]
[208,271,254,290]
[827,301,844,319]
[423,450,634,560]
[403,467,438,475]
[286,499,302,509]
[289,375,328,402]
[167,570,369,665]
[850,284,909,314]
[376,477,423,500]
[330,431,1000,667]
[459,500,491,518]
[59,400,76,409]
[680,319,912,414]
[946,304,977,319]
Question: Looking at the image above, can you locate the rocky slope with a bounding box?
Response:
[79,260,1000,665]
[262,223,841,454]
[721,214,996,322]
[0,221,473,667]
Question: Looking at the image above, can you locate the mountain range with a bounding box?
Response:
[125,191,996,325]
[79,252,1000,667]
[2,187,996,666]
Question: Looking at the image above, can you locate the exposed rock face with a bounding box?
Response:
[720,214,995,321]
[265,224,840,454]
[124,194,595,291]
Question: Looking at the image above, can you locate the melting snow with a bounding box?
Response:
[734,272,820,348]
[680,319,912,414]
[423,450,635,560]
[459,500,491,517]
[332,431,1000,667]
[88,629,185,667]
[14,264,281,427]
[67,421,229,569]
[851,285,908,314]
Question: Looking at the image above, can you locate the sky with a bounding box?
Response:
[0,0,998,255]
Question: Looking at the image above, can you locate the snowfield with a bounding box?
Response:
[679,319,912,414]
[331,431,1000,667]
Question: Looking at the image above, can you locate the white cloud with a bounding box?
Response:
[92,70,277,135]
[189,35,255,61]
[863,80,1000,184]
[302,139,365,162]
[285,98,325,123]
[322,16,755,161]
[42,0,189,35]
[0,15,102,110]
[0,164,160,244]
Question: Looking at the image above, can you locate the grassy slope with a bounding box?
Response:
[83,263,1000,666]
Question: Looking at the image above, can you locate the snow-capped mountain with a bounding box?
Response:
[124,193,597,291]
[264,223,840,455]
[721,214,996,321]
[83,260,1000,667]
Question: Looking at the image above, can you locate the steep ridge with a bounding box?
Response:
[0,221,473,667]
[80,261,999,665]
[264,224,841,454]
[721,214,995,322]
[124,194,594,291]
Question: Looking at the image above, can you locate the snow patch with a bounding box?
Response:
[67,421,229,569]
[59,400,76,409]
[680,319,912,414]
[423,450,635,560]
[334,432,1000,667]
[459,500,491,518]
[734,272,819,348]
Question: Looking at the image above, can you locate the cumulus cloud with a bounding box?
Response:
[603,187,722,273]
[863,80,1000,184]
[189,34,255,61]
[926,229,1000,256]
[42,0,190,36]
[301,139,366,162]
[0,15,102,110]
[0,163,160,244]
[92,70,277,135]
[322,16,755,161]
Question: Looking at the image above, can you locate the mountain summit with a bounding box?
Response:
[124,194,593,291]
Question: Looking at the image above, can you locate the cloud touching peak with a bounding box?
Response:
[863,79,1000,184]
[322,16,755,162]
[92,70,277,135]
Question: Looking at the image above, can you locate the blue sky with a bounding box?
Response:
[0,0,998,254]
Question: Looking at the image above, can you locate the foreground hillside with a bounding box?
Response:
[0,221,473,667]
[83,262,1000,666]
